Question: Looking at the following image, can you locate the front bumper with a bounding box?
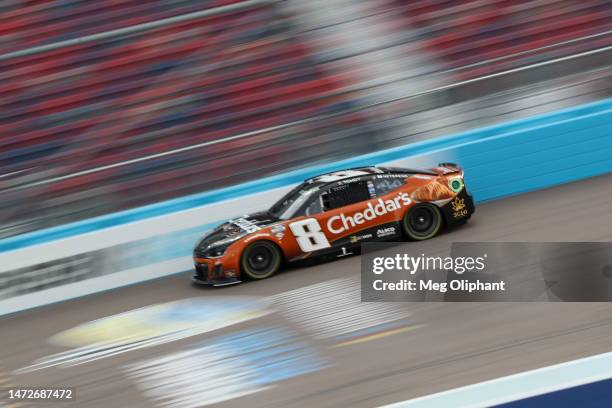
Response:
[192,259,241,286]
[191,275,241,286]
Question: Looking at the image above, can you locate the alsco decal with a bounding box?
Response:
[376,226,396,237]
[327,192,411,234]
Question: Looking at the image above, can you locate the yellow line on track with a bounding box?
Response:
[332,324,425,348]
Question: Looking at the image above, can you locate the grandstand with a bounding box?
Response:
[0,0,247,54]
[0,0,610,237]
[392,0,611,78]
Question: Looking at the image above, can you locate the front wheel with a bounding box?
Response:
[241,241,282,280]
[402,203,443,240]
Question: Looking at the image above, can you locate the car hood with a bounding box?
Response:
[195,212,280,255]
[226,211,280,234]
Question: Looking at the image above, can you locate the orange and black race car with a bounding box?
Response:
[193,164,475,286]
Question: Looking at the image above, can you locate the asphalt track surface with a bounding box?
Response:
[2,173,612,408]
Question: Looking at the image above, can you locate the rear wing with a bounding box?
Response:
[430,162,463,176]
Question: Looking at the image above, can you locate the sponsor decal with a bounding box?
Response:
[449,177,464,193]
[327,192,412,234]
[412,181,454,202]
[231,217,260,233]
[411,174,434,180]
[376,226,396,237]
[350,234,373,244]
[376,174,410,179]
[339,177,362,184]
[271,224,286,239]
[337,246,353,257]
[367,180,377,197]
[451,196,468,218]
[312,170,369,183]
[271,224,285,233]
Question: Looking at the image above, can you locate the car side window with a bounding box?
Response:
[304,193,324,216]
[324,181,371,210]
[373,177,404,196]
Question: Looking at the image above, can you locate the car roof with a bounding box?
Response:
[304,167,379,185]
[304,166,436,187]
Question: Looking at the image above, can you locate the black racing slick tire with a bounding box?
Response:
[402,203,443,241]
[241,241,282,280]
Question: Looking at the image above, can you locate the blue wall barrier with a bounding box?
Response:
[1,98,611,316]
[1,98,611,253]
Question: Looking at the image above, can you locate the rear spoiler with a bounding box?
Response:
[431,162,463,176]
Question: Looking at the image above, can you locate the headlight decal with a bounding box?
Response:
[449,177,464,193]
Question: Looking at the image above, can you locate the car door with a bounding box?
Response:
[288,179,375,256]
[321,179,381,246]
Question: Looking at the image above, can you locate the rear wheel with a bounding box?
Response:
[241,241,282,280]
[402,203,443,240]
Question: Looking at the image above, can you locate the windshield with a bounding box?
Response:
[268,183,318,220]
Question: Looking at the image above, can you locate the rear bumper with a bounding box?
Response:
[440,188,475,225]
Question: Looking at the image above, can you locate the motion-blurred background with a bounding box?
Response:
[0,0,611,237]
[2,3,612,408]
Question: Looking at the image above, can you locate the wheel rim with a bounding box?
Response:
[246,244,275,276]
[406,205,440,238]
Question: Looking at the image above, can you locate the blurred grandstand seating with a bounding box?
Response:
[0,1,368,235]
[391,0,611,79]
[0,0,247,54]
[0,0,611,237]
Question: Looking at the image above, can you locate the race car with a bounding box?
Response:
[193,164,474,285]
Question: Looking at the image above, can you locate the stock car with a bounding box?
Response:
[193,164,475,285]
